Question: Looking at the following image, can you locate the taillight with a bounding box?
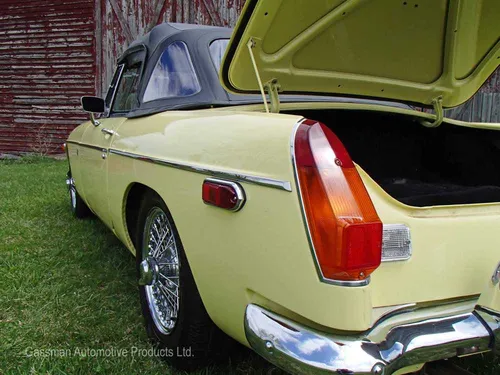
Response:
[294,119,382,282]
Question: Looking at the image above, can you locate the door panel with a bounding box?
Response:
[79,50,143,229]
[79,118,126,228]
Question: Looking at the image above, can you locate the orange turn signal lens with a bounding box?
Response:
[294,120,382,281]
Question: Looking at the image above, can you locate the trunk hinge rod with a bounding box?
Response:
[264,79,281,113]
[246,38,281,113]
[420,96,444,128]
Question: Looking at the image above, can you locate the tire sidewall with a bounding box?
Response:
[69,183,90,218]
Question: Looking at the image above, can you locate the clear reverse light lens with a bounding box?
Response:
[382,224,412,261]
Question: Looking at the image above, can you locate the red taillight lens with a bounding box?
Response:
[294,119,382,281]
[202,179,245,211]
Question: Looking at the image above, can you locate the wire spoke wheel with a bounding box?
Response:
[140,207,180,335]
[135,192,233,370]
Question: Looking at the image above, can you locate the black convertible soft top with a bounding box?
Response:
[114,23,243,118]
[114,23,412,118]
[123,23,228,58]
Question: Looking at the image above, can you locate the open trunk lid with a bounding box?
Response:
[221,0,500,108]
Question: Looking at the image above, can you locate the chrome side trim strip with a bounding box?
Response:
[66,140,104,152]
[290,119,369,287]
[108,148,292,192]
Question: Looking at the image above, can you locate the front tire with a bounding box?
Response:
[67,174,91,218]
[135,191,232,371]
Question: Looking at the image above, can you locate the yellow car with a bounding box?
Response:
[66,1,500,374]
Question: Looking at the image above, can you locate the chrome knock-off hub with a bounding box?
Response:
[139,257,159,286]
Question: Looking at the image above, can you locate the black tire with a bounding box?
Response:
[135,191,233,371]
[68,173,91,218]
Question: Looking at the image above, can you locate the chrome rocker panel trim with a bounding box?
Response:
[245,304,500,375]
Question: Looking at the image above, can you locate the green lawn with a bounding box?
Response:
[0,158,278,375]
[0,158,497,375]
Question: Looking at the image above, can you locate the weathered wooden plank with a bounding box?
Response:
[201,0,223,26]
[95,0,103,95]
[0,0,96,154]
[108,0,135,44]
[146,0,169,33]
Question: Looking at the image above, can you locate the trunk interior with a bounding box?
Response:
[285,109,500,207]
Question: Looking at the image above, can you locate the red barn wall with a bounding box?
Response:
[0,0,244,154]
[0,0,96,154]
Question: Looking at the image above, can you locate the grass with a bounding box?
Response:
[0,157,497,375]
[0,158,279,375]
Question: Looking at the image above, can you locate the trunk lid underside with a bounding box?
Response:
[222,0,500,108]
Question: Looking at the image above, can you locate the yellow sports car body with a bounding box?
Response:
[66,1,500,374]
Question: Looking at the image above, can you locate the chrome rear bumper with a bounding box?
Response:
[245,304,499,375]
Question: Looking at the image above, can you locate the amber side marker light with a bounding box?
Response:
[294,120,382,282]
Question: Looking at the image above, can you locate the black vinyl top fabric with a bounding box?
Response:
[121,23,227,60]
[110,23,413,118]
[113,23,239,118]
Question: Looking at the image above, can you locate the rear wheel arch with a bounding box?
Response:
[124,182,152,250]
[123,183,187,261]
[124,185,236,368]
[122,182,223,321]
[124,182,194,263]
